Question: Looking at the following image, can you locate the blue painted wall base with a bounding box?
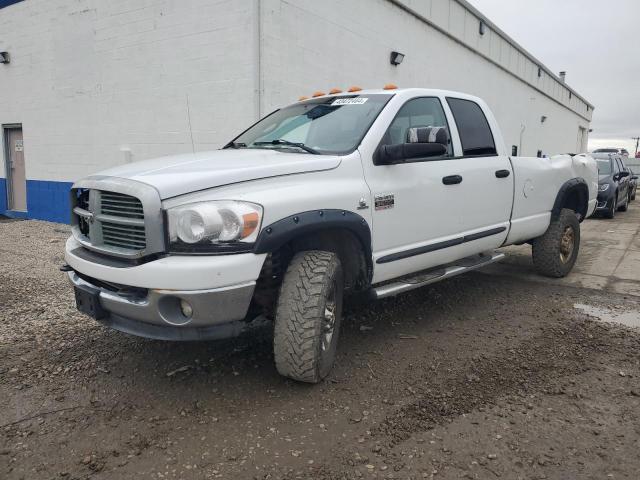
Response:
[0,178,73,224]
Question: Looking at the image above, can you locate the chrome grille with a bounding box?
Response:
[71,177,164,260]
[97,191,147,251]
[100,191,145,219]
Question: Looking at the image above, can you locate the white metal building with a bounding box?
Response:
[0,0,593,222]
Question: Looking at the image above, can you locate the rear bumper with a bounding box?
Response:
[68,271,256,341]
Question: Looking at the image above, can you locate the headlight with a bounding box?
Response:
[167,201,262,253]
[598,184,610,192]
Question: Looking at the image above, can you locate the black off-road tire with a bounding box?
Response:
[532,208,580,278]
[273,251,344,383]
[604,196,616,219]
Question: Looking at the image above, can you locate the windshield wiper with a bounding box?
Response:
[253,139,319,154]
[223,141,247,149]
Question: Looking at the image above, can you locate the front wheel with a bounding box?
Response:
[619,193,629,212]
[273,250,344,383]
[532,208,580,278]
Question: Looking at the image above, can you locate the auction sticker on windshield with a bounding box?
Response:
[331,98,368,106]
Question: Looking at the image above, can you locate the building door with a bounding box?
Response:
[4,126,27,211]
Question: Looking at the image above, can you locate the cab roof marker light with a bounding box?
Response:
[329,88,343,94]
[347,86,362,93]
[312,91,326,97]
[298,96,309,101]
[383,83,398,90]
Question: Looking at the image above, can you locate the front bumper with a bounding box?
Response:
[595,192,613,211]
[65,236,268,340]
[68,271,256,341]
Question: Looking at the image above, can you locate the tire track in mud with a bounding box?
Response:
[300,318,632,479]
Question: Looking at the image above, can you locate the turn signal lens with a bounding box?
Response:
[347,86,362,92]
[312,91,326,97]
[242,212,260,238]
[383,83,398,90]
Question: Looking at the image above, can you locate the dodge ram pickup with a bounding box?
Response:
[64,87,598,383]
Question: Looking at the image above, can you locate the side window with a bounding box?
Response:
[446,98,497,156]
[381,97,452,157]
[613,158,621,173]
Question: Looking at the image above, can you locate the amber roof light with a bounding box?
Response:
[329,88,343,94]
[383,83,398,90]
[298,96,309,101]
[312,91,326,97]
[347,86,362,93]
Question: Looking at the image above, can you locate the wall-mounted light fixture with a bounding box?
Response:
[390,51,405,66]
[541,115,548,123]
[479,20,486,35]
[0,52,10,64]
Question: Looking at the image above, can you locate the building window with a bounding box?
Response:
[537,66,542,78]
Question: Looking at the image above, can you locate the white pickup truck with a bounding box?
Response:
[64,87,598,383]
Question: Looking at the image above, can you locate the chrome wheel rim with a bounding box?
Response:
[321,287,337,352]
[559,226,575,264]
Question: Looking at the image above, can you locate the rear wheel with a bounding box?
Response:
[604,196,616,219]
[273,250,343,383]
[532,208,580,278]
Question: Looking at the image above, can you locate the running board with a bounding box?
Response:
[371,251,505,300]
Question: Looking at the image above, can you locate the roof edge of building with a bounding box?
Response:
[387,0,594,116]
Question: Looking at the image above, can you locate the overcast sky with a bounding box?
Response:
[468,0,640,154]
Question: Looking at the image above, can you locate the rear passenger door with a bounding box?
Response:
[445,97,513,239]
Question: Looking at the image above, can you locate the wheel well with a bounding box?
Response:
[552,180,589,222]
[251,227,371,318]
[283,228,370,291]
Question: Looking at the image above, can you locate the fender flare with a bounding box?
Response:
[551,178,589,221]
[253,209,373,276]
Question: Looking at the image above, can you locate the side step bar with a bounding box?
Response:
[371,251,505,300]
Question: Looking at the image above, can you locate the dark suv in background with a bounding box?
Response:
[593,153,633,218]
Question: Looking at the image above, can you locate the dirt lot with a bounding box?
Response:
[2,207,640,480]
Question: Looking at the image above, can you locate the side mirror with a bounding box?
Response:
[619,171,630,178]
[376,142,447,165]
[632,175,639,180]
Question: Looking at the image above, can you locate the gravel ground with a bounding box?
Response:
[1,219,640,480]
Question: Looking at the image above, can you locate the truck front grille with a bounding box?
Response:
[96,191,147,251]
[99,191,145,219]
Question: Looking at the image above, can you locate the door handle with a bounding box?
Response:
[495,169,511,178]
[442,175,463,185]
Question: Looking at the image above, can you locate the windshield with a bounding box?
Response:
[597,159,612,174]
[229,94,393,155]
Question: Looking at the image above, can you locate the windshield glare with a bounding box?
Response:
[597,159,612,174]
[232,94,393,154]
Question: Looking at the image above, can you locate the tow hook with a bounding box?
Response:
[60,264,73,272]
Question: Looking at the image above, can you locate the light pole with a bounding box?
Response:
[633,136,640,157]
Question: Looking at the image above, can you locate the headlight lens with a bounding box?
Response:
[598,183,610,192]
[167,201,262,251]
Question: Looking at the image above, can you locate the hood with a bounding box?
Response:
[598,174,612,182]
[97,149,342,199]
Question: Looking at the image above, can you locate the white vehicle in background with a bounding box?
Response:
[64,87,598,383]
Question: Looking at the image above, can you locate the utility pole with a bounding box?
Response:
[633,136,640,157]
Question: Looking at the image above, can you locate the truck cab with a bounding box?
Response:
[65,87,598,383]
